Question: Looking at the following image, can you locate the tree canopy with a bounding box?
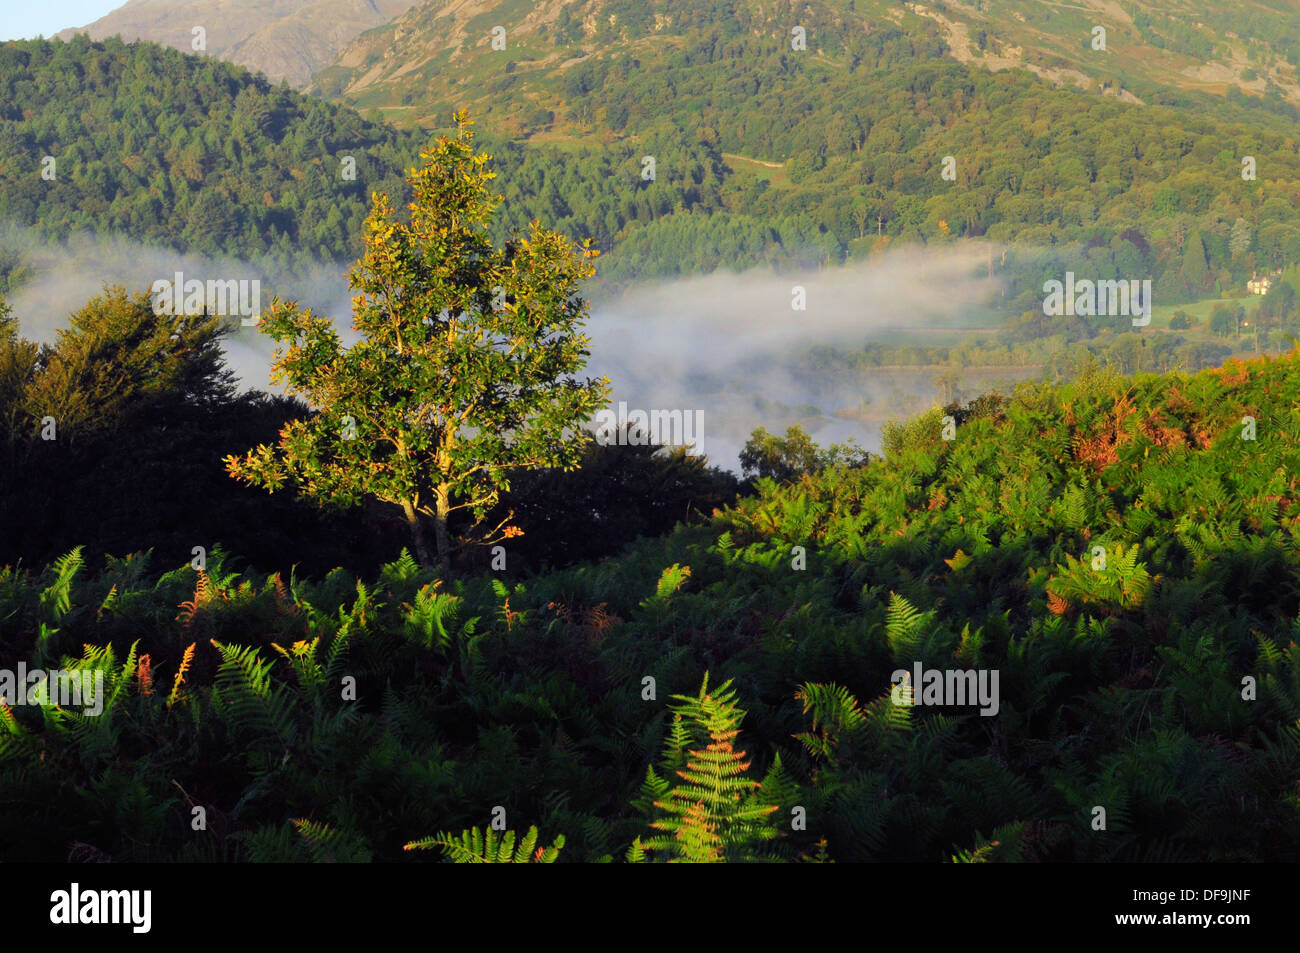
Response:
[225,114,610,567]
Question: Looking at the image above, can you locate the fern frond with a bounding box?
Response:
[167,643,196,709]
[39,547,83,625]
[291,818,371,862]
[405,826,564,863]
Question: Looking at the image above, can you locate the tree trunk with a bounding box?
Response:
[402,500,435,568]
[433,484,452,570]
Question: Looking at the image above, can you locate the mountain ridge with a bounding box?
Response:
[313,0,1300,132]
[56,0,422,86]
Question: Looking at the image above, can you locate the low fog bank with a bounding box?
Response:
[2,224,354,390]
[586,245,1002,468]
[3,225,1002,471]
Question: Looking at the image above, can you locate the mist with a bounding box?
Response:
[2,223,356,389]
[2,224,1003,470]
[587,244,1003,468]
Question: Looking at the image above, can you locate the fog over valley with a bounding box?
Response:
[4,223,1001,468]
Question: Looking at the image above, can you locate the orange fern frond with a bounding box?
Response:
[137,654,154,696]
[97,584,118,621]
[270,571,301,619]
[167,642,197,708]
[176,570,210,629]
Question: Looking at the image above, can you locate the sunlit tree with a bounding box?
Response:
[226,113,609,567]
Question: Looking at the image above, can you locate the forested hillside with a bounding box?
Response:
[5,32,1300,298]
[0,37,419,266]
[315,0,1300,290]
[3,349,1298,861]
[321,0,1300,124]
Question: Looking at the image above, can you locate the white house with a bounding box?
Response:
[1247,271,1280,295]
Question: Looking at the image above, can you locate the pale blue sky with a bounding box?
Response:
[1,1,124,41]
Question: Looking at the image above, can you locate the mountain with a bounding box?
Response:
[298,0,1300,298]
[55,0,422,86]
[6,29,1300,317]
[314,0,1300,130]
[312,3,1300,299]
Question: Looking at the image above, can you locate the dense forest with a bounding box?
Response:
[0,37,418,267]
[5,36,1300,301]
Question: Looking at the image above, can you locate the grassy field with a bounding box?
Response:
[1151,293,1262,329]
[721,152,791,187]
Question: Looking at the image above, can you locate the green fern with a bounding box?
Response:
[292,818,372,862]
[625,837,647,863]
[648,563,691,603]
[402,584,461,651]
[884,592,929,664]
[39,547,83,625]
[794,682,866,761]
[405,825,564,863]
[209,639,297,748]
[640,674,779,862]
[379,549,422,587]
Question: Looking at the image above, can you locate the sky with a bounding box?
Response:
[0,1,123,41]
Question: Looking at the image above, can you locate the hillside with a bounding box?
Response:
[3,350,1299,861]
[305,0,1300,296]
[56,0,422,87]
[426,56,1300,298]
[5,32,1300,305]
[315,0,1300,128]
[0,37,421,266]
[311,0,1300,299]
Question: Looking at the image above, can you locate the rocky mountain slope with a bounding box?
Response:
[57,0,421,86]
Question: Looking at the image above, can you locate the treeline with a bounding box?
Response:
[0,289,737,578]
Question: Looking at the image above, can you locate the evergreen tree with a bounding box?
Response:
[1178,230,1210,297]
[1229,217,1252,257]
